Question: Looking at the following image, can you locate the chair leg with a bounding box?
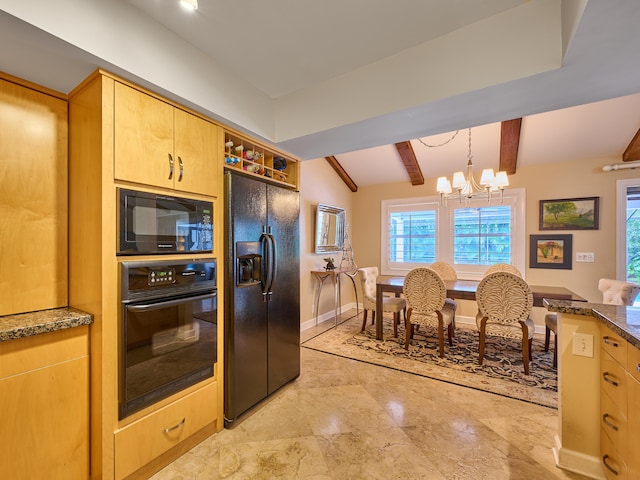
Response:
[528,337,533,361]
[544,325,550,352]
[371,311,375,325]
[553,330,558,368]
[447,323,453,346]
[521,322,530,375]
[393,312,398,338]
[404,319,412,350]
[478,317,487,365]
[361,310,368,332]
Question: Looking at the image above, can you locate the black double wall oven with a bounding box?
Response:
[117,189,217,420]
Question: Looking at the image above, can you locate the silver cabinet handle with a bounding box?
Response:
[603,372,619,387]
[178,156,184,181]
[603,336,619,348]
[163,417,185,433]
[602,454,619,475]
[168,153,174,180]
[602,413,619,431]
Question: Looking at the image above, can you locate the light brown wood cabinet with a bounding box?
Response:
[0,327,89,479]
[69,70,224,479]
[0,75,68,316]
[599,323,640,479]
[114,81,220,197]
[114,381,217,479]
[223,130,299,190]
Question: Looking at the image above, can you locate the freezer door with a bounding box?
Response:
[224,173,268,422]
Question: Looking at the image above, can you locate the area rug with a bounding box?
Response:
[302,314,557,408]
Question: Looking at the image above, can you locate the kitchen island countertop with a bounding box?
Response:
[0,307,93,342]
[545,298,640,349]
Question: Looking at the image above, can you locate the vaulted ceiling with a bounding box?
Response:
[1,0,640,188]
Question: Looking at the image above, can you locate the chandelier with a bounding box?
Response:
[435,127,509,205]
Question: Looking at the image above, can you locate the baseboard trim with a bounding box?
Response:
[552,435,605,480]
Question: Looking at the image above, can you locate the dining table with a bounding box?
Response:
[374,275,587,340]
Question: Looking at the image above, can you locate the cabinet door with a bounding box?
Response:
[114,82,175,189]
[0,356,89,479]
[629,374,640,478]
[0,79,67,316]
[174,109,218,196]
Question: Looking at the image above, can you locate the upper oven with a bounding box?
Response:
[118,188,213,255]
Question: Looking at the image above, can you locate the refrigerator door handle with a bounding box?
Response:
[267,232,277,296]
[260,230,270,301]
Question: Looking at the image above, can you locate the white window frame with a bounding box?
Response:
[381,188,526,280]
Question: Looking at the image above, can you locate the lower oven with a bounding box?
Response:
[119,258,217,419]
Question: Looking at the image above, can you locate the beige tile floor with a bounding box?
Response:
[150,317,591,480]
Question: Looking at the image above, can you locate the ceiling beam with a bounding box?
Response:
[394,141,424,185]
[623,128,640,161]
[499,118,522,174]
[325,156,358,192]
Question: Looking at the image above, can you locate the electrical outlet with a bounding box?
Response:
[572,332,594,357]
[576,252,595,262]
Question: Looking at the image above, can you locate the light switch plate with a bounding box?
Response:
[576,252,595,262]
[572,332,594,357]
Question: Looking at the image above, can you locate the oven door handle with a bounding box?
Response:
[126,292,216,312]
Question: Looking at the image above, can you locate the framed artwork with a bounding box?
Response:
[530,234,573,269]
[539,197,599,230]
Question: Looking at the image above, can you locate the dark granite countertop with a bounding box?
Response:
[544,299,640,349]
[0,307,93,343]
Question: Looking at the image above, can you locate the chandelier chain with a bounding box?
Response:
[416,130,460,149]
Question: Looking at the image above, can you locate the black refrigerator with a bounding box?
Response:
[223,170,300,426]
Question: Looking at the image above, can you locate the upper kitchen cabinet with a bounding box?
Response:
[0,74,68,316]
[114,82,220,197]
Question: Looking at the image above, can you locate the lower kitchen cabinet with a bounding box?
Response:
[599,323,640,480]
[114,381,218,479]
[0,326,89,479]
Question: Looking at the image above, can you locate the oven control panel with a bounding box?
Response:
[121,258,216,301]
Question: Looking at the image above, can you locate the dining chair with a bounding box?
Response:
[476,271,534,374]
[402,267,455,357]
[357,267,406,337]
[544,278,640,367]
[484,263,522,277]
[429,261,458,333]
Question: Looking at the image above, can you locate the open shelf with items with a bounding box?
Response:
[223,130,299,190]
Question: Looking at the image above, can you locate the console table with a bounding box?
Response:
[310,268,359,327]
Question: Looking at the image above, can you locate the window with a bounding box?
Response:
[381,189,525,279]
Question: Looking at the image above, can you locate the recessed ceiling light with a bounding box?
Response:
[180,0,198,10]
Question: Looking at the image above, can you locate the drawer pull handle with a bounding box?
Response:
[602,454,619,475]
[603,336,619,348]
[602,413,619,431]
[603,372,619,387]
[178,156,184,181]
[163,417,185,433]
[637,363,640,374]
[168,153,174,180]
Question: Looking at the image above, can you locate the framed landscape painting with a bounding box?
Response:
[530,234,573,269]
[539,197,599,230]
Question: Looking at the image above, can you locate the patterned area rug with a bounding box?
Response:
[302,314,557,408]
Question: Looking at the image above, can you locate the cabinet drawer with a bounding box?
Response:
[600,387,628,457]
[627,344,640,383]
[601,324,627,365]
[601,427,628,480]
[601,350,628,417]
[114,381,217,479]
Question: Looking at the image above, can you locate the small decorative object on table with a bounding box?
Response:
[324,257,336,270]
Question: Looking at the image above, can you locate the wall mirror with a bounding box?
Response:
[315,204,345,254]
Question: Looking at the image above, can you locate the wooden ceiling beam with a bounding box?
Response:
[623,128,640,161]
[499,118,522,175]
[325,156,358,192]
[395,141,424,185]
